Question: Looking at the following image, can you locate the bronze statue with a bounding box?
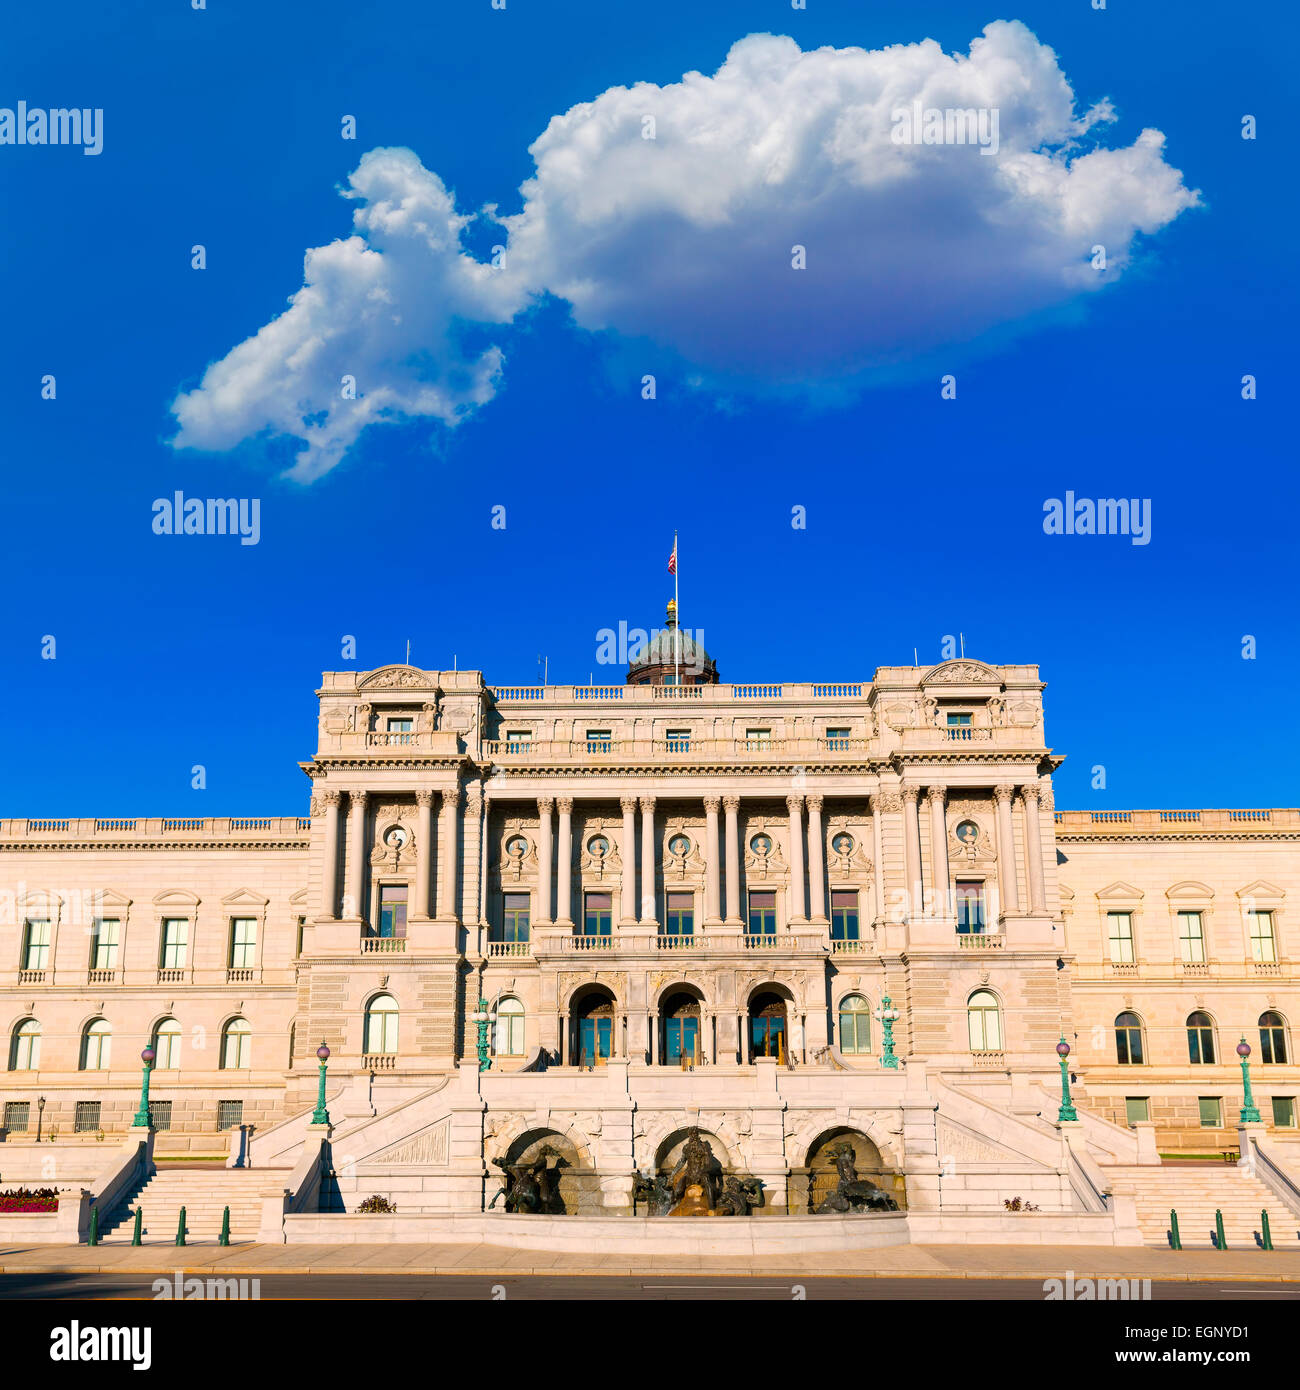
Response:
[714,1174,765,1216]
[632,1169,675,1217]
[489,1144,567,1214]
[668,1127,721,1214]
[814,1142,898,1214]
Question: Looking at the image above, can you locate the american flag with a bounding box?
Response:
[668,538,677,575]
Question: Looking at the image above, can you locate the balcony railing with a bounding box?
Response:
[481,736,881,761]
[742,933,797,949]
[487,940,531,957]
[0,816,310,842]
[17,969,46,985]
[1053,809,1296,834]
[488,681,871,705]
[87,968,117,984]
[361,936,406,953]
[156,968,186,984]
[830,939,872,955]
[559,935,617,951]
[955,934,1004,949]
[225,967,255,983]
[655,934,699,951]
[362,1054,397,1070]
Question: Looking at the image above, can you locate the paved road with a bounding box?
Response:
[2,1272,1298,1299]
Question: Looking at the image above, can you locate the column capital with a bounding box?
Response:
[349,789,368,807]
[556,796,574,814]
[465,783,483,812]
[901,785,922,806]
[924,784,946,804]
[442,783,461,809]
[620,795,639,815]
[320,788,342,807]
[993,783,1017,803]
[805,793,823,813]
[1020,783,1041,806]
[639,794,657,812]
[870,791,901,814]
[722,794,741,813]
[415,789,436,808]
[703,795,721,813]
[538,795,555,816]
[786,794,805,814]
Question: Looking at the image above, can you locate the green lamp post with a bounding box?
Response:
[1236,1037,1262,1123]
[310,1042,332,1125]
[472,998,495,1073]
[877,995,900,1070]
[131,1045,156,1128]
[1056,1037,1078,1122]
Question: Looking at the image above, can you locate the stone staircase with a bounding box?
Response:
[1105,1162,1298,1248]
[99,1166,289,1244]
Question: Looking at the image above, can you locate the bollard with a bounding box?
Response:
[1261,1210,1273,1251]
[175,1205,187,1247]
[131,1208,142,1246]
[87,1204,99,1247]
[1215,1208,1227,1250]
[218,1206,230,1247]
[1168,1209,1182,1250]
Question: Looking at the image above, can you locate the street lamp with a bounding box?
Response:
[36,1095,46,1143]
[876,995,900,1070]
[471,998,497,1073]
[1236,1037,1262,1123]
[1056,1037,1078,1122]
[132,1046,156,1128]
[311,1042,331,1126]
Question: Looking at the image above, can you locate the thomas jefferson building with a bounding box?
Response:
[3,614,1298,1244]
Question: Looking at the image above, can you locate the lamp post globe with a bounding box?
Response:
[132,1044,157,1128]
[1055,1036,1078,1123]
[1237,1035,1261,1123]
[311,1042,332,1126]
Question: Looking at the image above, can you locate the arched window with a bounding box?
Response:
[1115,1011,1145,1065]
[153,1017,182,1069]
[1186,1011,1216,1065]
[838,995,872,1054]
[1259,1011,1288,1065]
[221,1017,251,1070]
[10,1018,40,1071]
[365,995,399,1055]
[748,992,788,1061]
[494,997,525,1056]
[81,1018,112,1071]
[967,991,1002,1051]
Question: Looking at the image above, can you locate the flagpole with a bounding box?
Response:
[673,530,680,687]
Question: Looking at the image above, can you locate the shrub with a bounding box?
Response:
[1002,1196,1039,1212]
[357,1194,397,1214]
[0,1186,60,1213]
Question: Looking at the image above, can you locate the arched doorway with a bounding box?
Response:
[795,1127,906,1213]
[572,988,617,1066]
[748,989,789,1061]
[659,989,702,1066]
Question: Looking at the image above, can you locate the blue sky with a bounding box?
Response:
[0,0,1295,814]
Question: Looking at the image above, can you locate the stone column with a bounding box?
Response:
[344,790,368,921]
[555,797,574,926]
[723,795,742,924]
[1022,784,1046,913]
[704,796,722,925]
[436,784,461,921]
[806,793,826,922]
[319,789,342,920]
[619,795,638,924]
[787,794,806,923]
[536,796,554,925]
[902,786,923,920]
[927,785,949,917]
[462,783,483,930]
[413,790,435,919]
[639,796,657,924]
[994,784,1020,917]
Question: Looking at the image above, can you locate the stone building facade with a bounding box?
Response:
[2,621,1296,1224]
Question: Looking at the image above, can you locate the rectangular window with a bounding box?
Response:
[583,892,612,937]
[747,890,777,936]
[3,1101,30,1133]
[830,890,859,941]
[148,1100,173,1132]
[229,918,257,968]
[1248,910,1277,963]
[586,729,612,752]
[1107,911,1135,963]
[1198,1096,1222,1128]
[665,728,691,752]
[498,892,531,943]
[160,918,188,969]
[1272,1096,1296,1128]
[946,712,972,726]
[825,726,851,750]
[745,728,771,749]
[665,891,694,937]
[217,1100,244,1131]
[1124,1097,1150,1126]
[74,1100,101,1134]
[956,881,986,934]
[386,717,413,731]
[505,729,532,752]
[22,920,50,970]
[377,885,408,939]
[90,919,120,969]
[1178,910,1206,963]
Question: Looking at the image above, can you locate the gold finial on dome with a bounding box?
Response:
[666,598,678,628]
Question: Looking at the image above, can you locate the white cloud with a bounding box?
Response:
[171,20,1199,478]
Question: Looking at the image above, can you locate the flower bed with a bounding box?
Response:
[0,1187,60,1213]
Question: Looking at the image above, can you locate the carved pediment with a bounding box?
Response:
[358,665,438,691]
[922,660,1002,686]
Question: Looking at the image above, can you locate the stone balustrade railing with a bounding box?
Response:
[488,682,869,704]
[1053,808,1299,833]
[0,815,311,841]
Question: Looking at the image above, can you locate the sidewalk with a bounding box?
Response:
[3,1241,1300,1281]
